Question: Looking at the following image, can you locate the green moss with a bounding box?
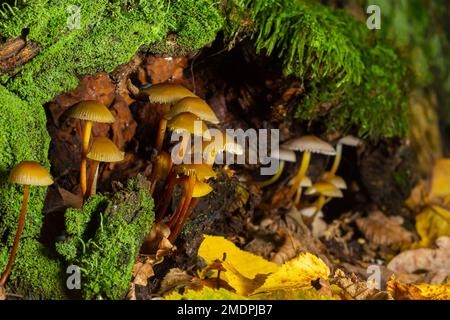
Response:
[56,176,154,300]
[225,0,409,139]
[0,85,50,242]
[0,85,65,299]
[1,239,66,299]
[0,0,223,107]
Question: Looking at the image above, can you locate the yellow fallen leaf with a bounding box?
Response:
[198,235,279,295]
[412,205,450,248]
[388,279,450,300]
[429,159,450,200]
[251,288,337,300]
[165,287,247,300]
[252,252,330,294]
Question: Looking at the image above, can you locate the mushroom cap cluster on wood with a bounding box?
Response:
[9,161,53,186]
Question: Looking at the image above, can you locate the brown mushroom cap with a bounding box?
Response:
[9,161,53,186]
[305,181,343,198]
[174,163,216,180]
[167,97,219,124]
[282,135,336,156]
[67,100,115,123]
[271,148,296,162]
[86,137,125,162]
[167,113,211,139]
[338,135,363,147]
[142,83,197,104]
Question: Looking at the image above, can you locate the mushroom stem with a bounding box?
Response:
[304,195,326,225]
[156,170,178,221]
[169,197,199,242]
[290,151,311,205]
[168,175,196,242]
[0,185,30,287]
[80,120,93,196]
[329,143,343,177]
[155,104,170,152]
[155,118,167,152]
[149,159,172,196]
[87,160,100,197]
[255,161,285,188]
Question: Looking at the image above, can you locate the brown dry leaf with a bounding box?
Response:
[356,211,413,247]
[331,269,392,300]
[58,187,83,209]
[271,228,302,265]
[387,278,450,300]
[388,237,450,284]
[132,259,155,287]
[126,283,137,300]
[141,223,171,254]
[159,268,194,296]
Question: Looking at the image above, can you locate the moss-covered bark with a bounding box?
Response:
[56,176,154,300]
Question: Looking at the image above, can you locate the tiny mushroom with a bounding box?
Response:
[86,137,125,196]
[167,112,211,163]
[256,147,296,188]
[282,135,336,205]
[0,161,53,289]
[191,130,244,165]
[67,100,115,196]
[144,83,197,152]
[149,151,172,196]
[167,97,219,125]
[165,163,216,242]
[327,135,363,178]
[304,181,343,221]
[168,179,214,242]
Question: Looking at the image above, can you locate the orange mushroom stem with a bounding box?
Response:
[0,161,53,288]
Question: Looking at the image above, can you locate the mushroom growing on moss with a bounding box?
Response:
[0,161,53,290]
[86,137,124,196]
[282,135,336,205]
[143,83,197,152]
[67,100,115,196]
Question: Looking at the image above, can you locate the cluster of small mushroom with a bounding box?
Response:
[67,101,124,198]
[258,135,362,221]
[140,83,242,242]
